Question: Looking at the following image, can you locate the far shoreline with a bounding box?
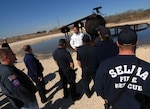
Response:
[3,19,150,60]
[1,18,150,44]
[10,33,64,55]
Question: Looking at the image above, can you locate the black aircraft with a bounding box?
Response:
[60,6,150,42]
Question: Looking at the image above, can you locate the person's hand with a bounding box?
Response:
[74,47,78,51]
[104,99,108,103]
[38,77,42,81]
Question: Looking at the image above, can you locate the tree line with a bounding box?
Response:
[105,8,150,23]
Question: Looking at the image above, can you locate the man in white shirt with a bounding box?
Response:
[70,27,84,51]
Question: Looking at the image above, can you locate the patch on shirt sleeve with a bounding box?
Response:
[8,74,21,87]
[12,79,21,87]
[8,74,16,81]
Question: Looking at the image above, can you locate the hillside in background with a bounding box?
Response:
[105,8,150,23]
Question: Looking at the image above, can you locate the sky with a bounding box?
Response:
[0,0,150,38]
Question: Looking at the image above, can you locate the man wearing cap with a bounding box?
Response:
[94,25,119,69]
[1,38,10,48]
[95,28,150,109]
[77,35,96,98]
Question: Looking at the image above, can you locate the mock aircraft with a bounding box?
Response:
[60,6,150,42]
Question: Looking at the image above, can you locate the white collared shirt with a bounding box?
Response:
[70,32,84,49]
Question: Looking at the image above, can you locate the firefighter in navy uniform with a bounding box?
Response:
[0,48,38,109]
[94,25,119,68]
[53,39,80,101]
[23,45,47,103]
[95,28,150,109]
[77,35,96,98]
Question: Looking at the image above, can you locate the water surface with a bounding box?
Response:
[19,27,150,58]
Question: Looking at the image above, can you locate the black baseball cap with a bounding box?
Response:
[118,28,137,45]
[95,25,110,37]
[82,35,90,42]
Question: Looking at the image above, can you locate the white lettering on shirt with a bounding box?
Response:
[109,65,149,80]
[109,65,149,91]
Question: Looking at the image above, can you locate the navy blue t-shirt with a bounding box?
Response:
[53,48,73,68]
[95,40,119,68]
[95,55,150,109]
[24,53,43,77]
[77,45,96,72]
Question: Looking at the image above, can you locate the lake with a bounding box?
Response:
[23,27,150,58]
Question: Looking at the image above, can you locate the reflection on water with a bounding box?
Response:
[20,27,150,58]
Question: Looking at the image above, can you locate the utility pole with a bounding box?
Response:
[57,16,60,28]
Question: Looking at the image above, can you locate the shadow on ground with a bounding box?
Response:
[41,73,93,109]
[0,70,58,109]
[0,70,95,109]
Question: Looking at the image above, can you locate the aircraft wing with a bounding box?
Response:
[60,12,149,39]
[60,13,96,33]
[106,22,150,36]
[63,14,92,27]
